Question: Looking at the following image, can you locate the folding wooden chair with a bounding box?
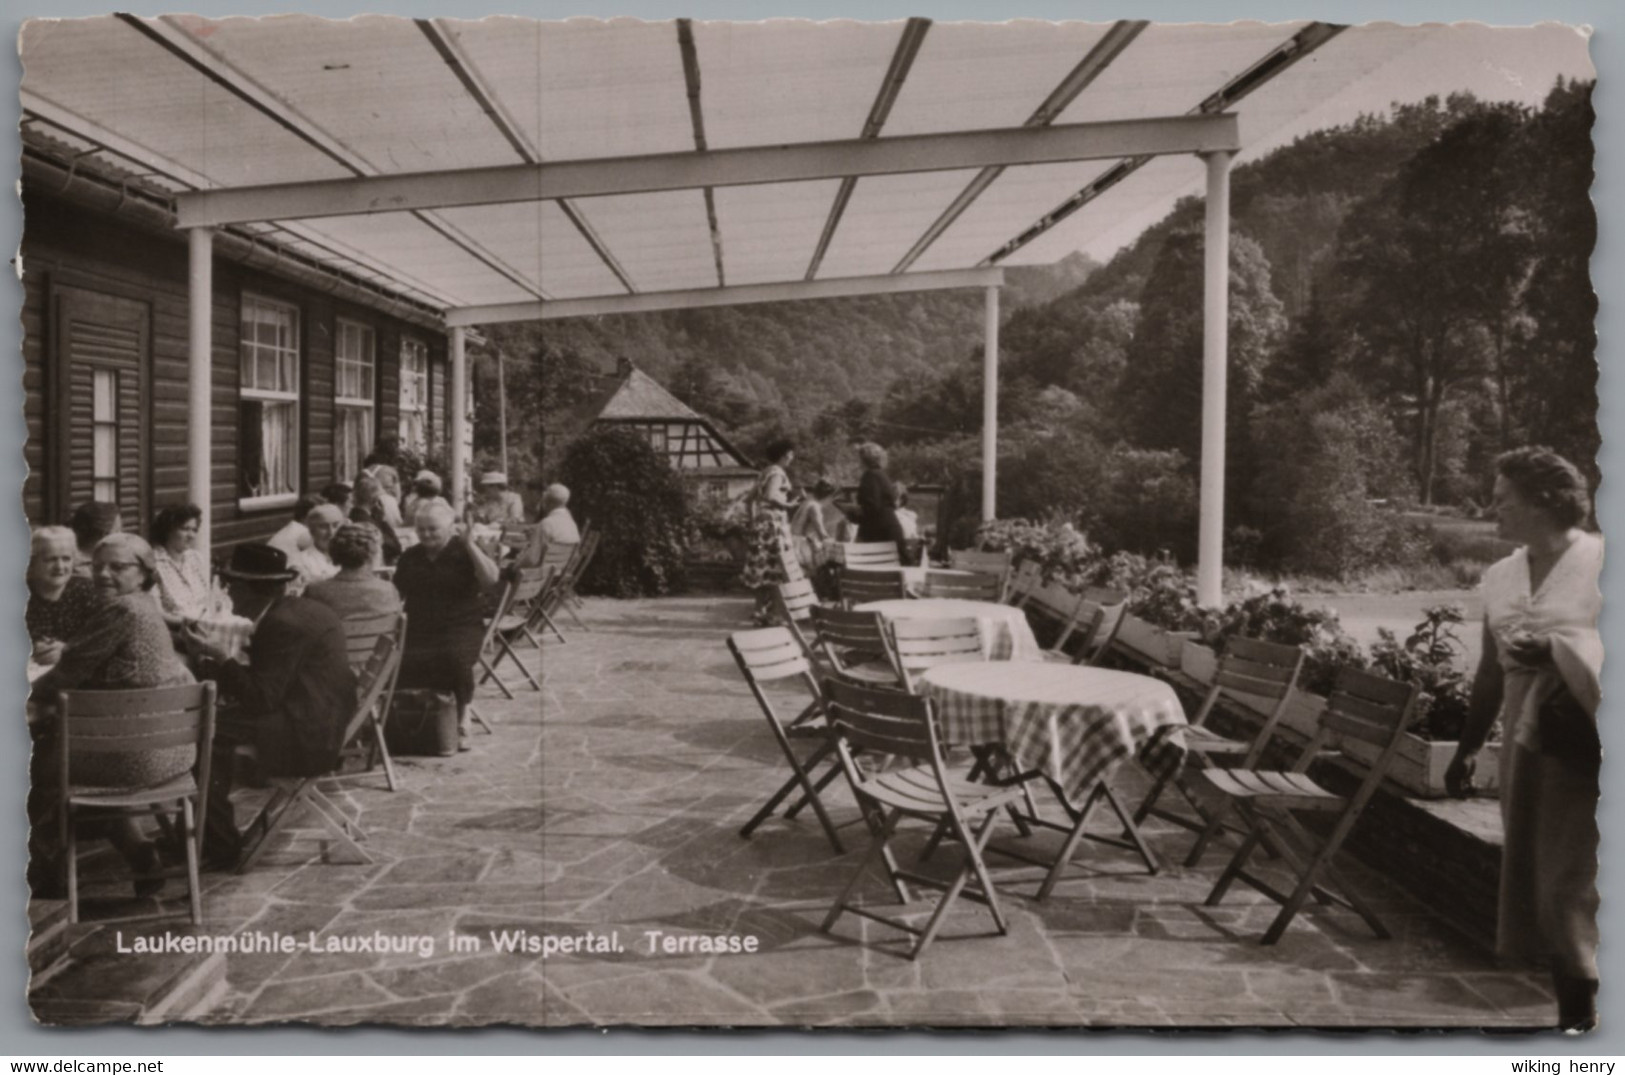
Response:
[774,577,823,658]
[554,531,600,632]
[1036,587,1126,666]
[58,683,216,924]
[1200,666,1420,945]
[840,566,907,607]
[807,605,903,687]
[1131,636,1304,866]
[819,678,1028,959]
[478,566,548,694]
[840,541,902,569]
[948,549,1012,600]
[922,570,1003,602]
[473,574,525,700]
[337,610,408,791]
[728,627,847,854]
[887,616,986,694]
[525,542,576,644]
[237,636,400,874]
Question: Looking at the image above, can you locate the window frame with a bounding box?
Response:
[398,336,430,454]
[237,293,302,512]
[334,318,377,482]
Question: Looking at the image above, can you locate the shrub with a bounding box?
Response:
[1196,583,1367,695]
[976,517,1101,586]
[558,427,690,597]
[1115,552,1207,633]
[686,493,750,567]
[1366,605,1474,741]
[1083,446,1199,562]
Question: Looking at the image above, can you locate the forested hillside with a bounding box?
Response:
[484,80,1595,577]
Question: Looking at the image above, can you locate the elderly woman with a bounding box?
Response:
[1446,447,1603,1031]
[297,503,346,588]
[401,470,450,525]
[856,441,905,561]
[34,533,198,894]
[27,526,100,667]
[392,501,501,750]
[68,501,122,579]
[305,523,403,621]
[739,439,798,626]
[150,503,213,630]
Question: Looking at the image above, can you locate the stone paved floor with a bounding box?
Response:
[34,594,1556,1029]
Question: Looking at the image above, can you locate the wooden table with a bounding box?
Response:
[856,597,1042,661]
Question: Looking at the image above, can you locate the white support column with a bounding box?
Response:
[981,284,1000,523]
[187,227,213,549]
[1197,150,1232,608]
[450,325,468,512]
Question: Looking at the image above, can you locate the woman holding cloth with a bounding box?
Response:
[1446,446,1603,1032]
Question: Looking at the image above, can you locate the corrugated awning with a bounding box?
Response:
[18,15,1590,322]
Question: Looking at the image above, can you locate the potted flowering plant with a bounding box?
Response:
[976,516,1103,587]
[1346,605,1497,798]
[1114,553,1206,666]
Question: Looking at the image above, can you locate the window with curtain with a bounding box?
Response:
[239,296,300,506]
[335,319,375,481]
[398,337,429,454]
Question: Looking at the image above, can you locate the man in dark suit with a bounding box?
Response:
[184,543,357,864]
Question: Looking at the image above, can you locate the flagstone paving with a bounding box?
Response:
[32,594,1557,1029]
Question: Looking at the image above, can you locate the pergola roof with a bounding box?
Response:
[19,15,1451,323]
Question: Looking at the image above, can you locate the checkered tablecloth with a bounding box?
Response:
[920,661,1188,803]
[856,597,1043,661]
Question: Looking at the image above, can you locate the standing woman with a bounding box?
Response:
[855,442,906,562]
[1446,446,1603,1031]
[739,438,797,626]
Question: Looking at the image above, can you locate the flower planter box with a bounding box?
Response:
[1338,733,1501,800]
[1179,640,1219,685]
[1117,615,1195,667]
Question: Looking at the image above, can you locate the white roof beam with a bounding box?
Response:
[676,19,725,288]
[177,114,1241,228]
[445,267,1005,326]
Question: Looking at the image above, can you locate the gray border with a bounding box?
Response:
[0,0,1616,1054]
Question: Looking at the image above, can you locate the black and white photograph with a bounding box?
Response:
[12,12,1603,1031]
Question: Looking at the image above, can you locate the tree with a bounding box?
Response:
[557,428,690,597]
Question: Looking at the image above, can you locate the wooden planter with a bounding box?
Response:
[1117,615,1195,667]
[1179,640,1218,685]
[1339,734,1501,800]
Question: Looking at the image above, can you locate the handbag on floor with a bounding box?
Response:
[385,690,460,757]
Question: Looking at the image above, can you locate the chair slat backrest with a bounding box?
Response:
[1026,579,1080,628]
[560,532,601,592]
[477,574,522,653]
[823,677,934,760]
[1073,587,1129,666]
[889,617,985,693]
[59,682,217,773]
[841,541,902,569]
[808,605,901,684]
[501,565,553,618]
[1320,667,1419,750]
[342,632,402,748]
[949,549,1012,577]
[775,578,821,654]
[539,541,576,573]
[922,570,1003,602]
[341,610,407,673]
[841,567,907,607]
[729,626,814,683]
[1189,636,1305,767]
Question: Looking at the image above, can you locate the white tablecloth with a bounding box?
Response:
[856,597,1042,662]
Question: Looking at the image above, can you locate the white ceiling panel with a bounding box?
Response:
[571,189,719,292]
[815,170,983,279]
[692,20,910,148]
[293,213,540,306]
[885,20,1114,136]
[713,180,844,285]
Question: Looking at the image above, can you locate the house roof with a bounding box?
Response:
[598,367,708,422]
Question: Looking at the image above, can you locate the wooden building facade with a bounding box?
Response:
[21,158,457,551]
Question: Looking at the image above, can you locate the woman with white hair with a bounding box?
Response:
[519,483,580,568]
[27,526,99,666]
[856,441,906,561]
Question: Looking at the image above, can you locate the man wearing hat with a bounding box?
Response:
[183,543,356,864]
[519,483,580,568]
[466,470,526,527]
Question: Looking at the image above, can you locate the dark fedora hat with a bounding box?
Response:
[219,543,299,582]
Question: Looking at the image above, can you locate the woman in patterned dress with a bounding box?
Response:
[1446,447,1603,1031]
[150,503,214,632]
[739,439,798,626]
[35,533,198,896]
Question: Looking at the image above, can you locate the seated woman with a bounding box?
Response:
[34,533,198,896]
[150,503,215,631]
[392,502,500,752]
[294,503,346,590]
[305,523,403,621]
[27,526,99,667]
